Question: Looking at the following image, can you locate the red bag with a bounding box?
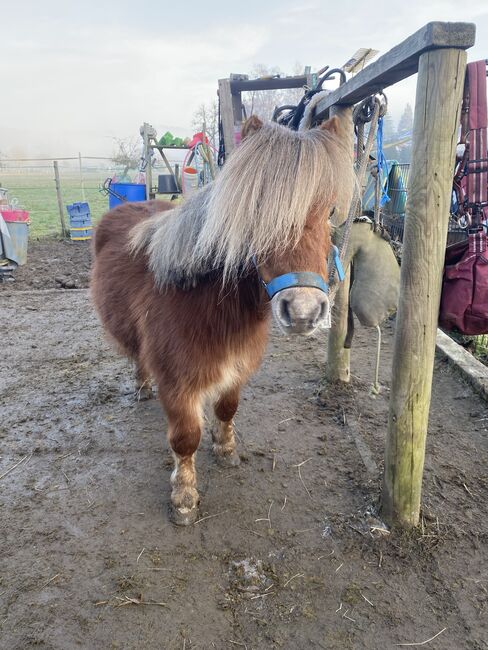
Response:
[441,60,488,335]
[439,230,488,334]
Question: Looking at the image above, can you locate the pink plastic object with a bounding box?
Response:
[1,210,30,222]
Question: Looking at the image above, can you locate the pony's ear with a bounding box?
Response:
[319,115,340,136]
[241,115,263,140]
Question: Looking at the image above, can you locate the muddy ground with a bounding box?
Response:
[1,242,487,649]
[2,238,92,290]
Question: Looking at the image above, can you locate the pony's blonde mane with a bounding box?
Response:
[130,121,354,285]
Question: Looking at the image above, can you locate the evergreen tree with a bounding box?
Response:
[396,103,413,163]
[382,112,396,143]
[398,103,413,136]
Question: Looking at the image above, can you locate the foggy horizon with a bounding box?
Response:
[1,1,487,159]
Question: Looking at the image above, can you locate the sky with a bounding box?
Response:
[1,0,487,158]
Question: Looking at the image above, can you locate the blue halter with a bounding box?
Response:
[255,245,345,300]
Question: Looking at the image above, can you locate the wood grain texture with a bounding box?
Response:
[218,79,237,156]
[381,48,467,527]
[314,22,474,119]
[230,75,310,92]
[325,105,355,383]
[326,268,351,383]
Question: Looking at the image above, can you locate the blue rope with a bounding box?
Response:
[377,117,390,207]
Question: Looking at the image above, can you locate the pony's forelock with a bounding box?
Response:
[130,122,354,285]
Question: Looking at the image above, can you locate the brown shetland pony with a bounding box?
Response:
[91,115,354,525]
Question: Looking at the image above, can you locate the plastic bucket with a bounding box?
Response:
[158,174,179,194]
[108,183,146,209]
[1,210,30,265]
[182,167,199,196]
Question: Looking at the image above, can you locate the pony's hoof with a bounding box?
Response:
[214,447,241,467]
[169,504,199,526]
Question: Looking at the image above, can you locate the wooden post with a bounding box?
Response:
[78,152,86,202]
[381,48,467,527]
[218,79,238,157]
[142,123,152,200]
[326,267,351,382]
[325,105,355,383]
[53,160,68,238]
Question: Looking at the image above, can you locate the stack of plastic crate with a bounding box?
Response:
[66,202,92,241]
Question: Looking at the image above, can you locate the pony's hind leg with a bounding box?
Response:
[163,394,203,525]
[212,387,241,467]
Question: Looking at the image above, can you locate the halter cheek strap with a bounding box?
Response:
[255,246,345,299]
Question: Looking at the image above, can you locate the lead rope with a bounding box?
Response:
[371,325,382,395]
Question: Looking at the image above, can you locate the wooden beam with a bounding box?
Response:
[230,75,309,92]
[381,47,467,528]
[314,22,474,119]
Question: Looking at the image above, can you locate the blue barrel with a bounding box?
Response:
[108,183,146,209]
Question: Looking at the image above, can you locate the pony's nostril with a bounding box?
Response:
[319,300,328,321]
[279,298,292,327]
[312,300,329,326]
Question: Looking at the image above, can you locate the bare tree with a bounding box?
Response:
[192,101,219,149]
[111,137,140,177]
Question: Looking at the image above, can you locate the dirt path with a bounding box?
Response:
[1,289,487,649]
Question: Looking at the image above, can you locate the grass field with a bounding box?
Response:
[2,170,113,238]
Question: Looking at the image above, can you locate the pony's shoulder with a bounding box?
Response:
[94,200,174,255]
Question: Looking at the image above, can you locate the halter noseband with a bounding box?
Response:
[254,245,345,300]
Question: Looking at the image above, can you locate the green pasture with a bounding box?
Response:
[2,171,111,238]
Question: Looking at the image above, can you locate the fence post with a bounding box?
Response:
[78,152,86,202]
[53,160,68,238]
[326,269,351,382]
[218,79,238,158]
[381,48,467,527]
[325,105,355,383]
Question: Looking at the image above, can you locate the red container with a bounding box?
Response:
[1,209,30,223]
[0,210,30,265]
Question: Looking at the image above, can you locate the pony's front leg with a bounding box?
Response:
[212,387,241,467]
[163,396,202,526]
[135,362,153,401]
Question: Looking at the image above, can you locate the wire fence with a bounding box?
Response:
[0,154,185,238]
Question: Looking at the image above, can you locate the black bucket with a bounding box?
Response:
[158,174,180,194]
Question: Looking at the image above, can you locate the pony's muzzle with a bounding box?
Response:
[272,287,330,335]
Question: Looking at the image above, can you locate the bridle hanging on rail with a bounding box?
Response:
[272,68,347,129]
